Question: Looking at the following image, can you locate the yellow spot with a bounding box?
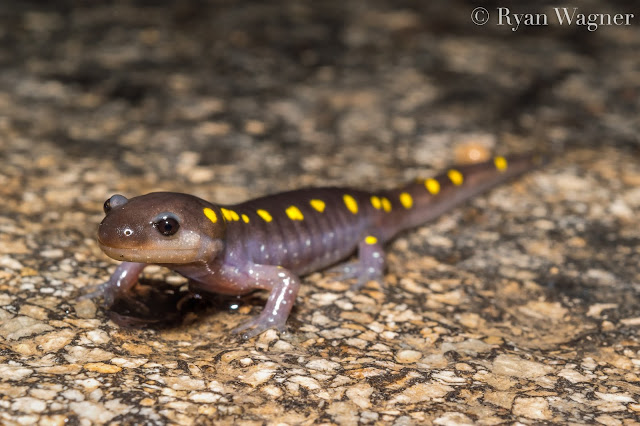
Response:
[370,196,381,210]
[425,178,440,195]
[399,192,413,209]
[494,156,508,171]
[203,207,218,223]
[285,205,304,221]
[447,169,464,186]
[381,197,392,212]
[343,194,358,214]
[220,208,233,221]
[257,209,272,223]
[309,199,325,212]
[365,235,378,245]
[241,214,250,223]
[221,208,240,221]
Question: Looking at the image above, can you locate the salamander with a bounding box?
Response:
[88,153,544,338]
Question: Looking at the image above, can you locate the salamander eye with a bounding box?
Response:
[103,194,128,214]
[153,217,180,236]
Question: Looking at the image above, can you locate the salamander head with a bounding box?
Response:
[98,192,226,264]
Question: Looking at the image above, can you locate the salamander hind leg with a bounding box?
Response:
[217,264,301,339]
[353,235,386,290]
[327,235,386,291]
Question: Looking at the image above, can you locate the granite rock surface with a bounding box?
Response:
[1,1,639,424]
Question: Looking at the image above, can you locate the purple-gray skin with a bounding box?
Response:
[86,154,544,338]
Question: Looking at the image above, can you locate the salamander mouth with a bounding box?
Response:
[98,242,201,264]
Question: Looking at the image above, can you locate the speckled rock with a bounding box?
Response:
[1,0,639,424]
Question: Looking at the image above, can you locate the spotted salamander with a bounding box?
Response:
[88,154,544,338]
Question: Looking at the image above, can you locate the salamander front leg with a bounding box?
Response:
[79,262,147,307]
[217,264,301,339]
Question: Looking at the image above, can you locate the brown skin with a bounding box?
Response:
[92,192,302,338]
[98,192,226,264]
[89,154,545,338]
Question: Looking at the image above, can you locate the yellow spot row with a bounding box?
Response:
[422,156,509,195]
[205,199,335,225]
[204,207,250,224]
[203,156,512,226]
[423,170,463,195]
[205,192,402,227]
[370,195,392,212]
